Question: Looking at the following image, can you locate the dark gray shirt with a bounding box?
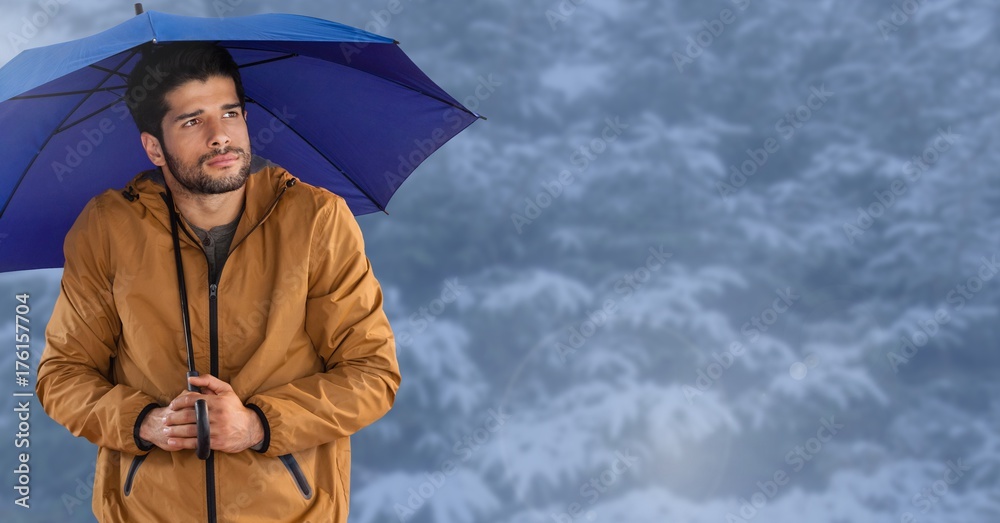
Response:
[184,204,243,283]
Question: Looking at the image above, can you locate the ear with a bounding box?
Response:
[140,132,166,166]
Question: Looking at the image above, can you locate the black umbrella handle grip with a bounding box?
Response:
[194,399,211,460]
[187,371,211,460]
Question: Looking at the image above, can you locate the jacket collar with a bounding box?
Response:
[122,155,297,247]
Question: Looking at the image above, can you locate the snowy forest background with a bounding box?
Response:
[2,0,999,521]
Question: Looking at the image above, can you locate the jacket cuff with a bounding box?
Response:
[133,402,159,453]
[246,403,270,453]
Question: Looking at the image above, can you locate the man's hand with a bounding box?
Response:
[138,404,185,452]
[141,375,264,454]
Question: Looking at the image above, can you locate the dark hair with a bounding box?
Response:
[124,42,245,142]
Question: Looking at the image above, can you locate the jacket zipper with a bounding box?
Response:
[208,180,292,376]
[123,454,147,496]
[206,454,217,522]
[207,279,218,523]
[279,454,313,499]
[176,181,293,523]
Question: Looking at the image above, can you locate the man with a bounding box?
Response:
[35,42,400,522]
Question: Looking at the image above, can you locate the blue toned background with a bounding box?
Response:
[1,0,999,521]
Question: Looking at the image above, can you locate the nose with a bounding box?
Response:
[205,118,231,149]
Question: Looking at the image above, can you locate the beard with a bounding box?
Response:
[164,144,251,195]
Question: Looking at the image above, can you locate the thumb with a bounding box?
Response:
[187,374,232,395]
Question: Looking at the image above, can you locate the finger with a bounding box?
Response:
[164,408,198,426]
[168,390,199,408]
[187,374,233,395]
[166,436,199,450]
[169,393,211,410]
[163,424,200,439]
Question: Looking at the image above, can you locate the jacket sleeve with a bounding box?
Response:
[246,194,400,456]
[35,196,160,455]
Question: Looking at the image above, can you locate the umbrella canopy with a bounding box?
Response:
[0,10,480,272]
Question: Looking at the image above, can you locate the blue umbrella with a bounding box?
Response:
[0,7,481,273]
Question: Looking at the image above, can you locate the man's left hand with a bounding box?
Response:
[166,374,264,454]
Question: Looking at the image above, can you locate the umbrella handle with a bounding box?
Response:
[194,399,211,460]
[188,370,212,460]
[166,189,211,460]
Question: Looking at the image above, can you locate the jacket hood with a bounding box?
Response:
[118,155,298,248]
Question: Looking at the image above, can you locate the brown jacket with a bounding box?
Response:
[36,159,400,522]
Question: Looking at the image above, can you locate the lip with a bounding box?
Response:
[206,153,239,167]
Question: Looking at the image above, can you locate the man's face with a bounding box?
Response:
[154,75,251,195]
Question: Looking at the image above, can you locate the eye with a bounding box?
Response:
[182,118,199,127]
[224,110,240,118]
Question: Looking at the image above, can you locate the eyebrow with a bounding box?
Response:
[173,102,243,123]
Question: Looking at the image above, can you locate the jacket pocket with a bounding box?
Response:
[279,454,313,500]
[123,454,147,496]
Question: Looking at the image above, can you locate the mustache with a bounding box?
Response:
[200,147,248,165]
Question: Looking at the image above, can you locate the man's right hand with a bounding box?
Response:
[138,404,198,452]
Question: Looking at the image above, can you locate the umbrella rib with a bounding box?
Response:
[225,42,481,120]
[88,63,129,79]
[237,54,297,69]
[12,86,126,100]
[212,41,298,69]
[0,49,138,222]
[248,99,385,212]
[55,97,127,134]
[377,76,484,120]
